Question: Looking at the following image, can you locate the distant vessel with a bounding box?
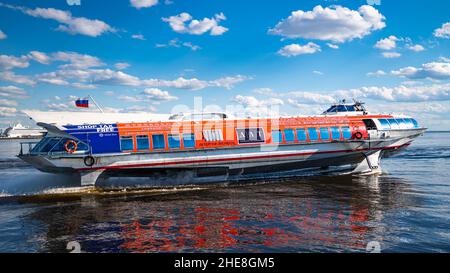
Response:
[1,123,46,139]
[18,101,426,187]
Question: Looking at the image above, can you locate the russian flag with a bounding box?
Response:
[75,98,89,108]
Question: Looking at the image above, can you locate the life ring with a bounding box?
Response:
[64,140,77,154]
[84,156,95,167]
[353,132,363,140]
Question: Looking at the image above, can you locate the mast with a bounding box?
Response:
[88,95,104,113]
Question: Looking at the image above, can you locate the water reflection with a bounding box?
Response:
[14,174,416,253]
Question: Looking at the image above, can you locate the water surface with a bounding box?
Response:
[0,133,449,252]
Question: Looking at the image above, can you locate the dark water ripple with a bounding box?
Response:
[0,133,449,253]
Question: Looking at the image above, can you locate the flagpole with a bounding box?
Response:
[88,95,104,113]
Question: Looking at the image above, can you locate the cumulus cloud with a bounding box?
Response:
[141,88,178,102]
[114,62,130,70]
[277,43,321,57]
[382,52,401,58]
[130,0,158,9]
[232,95,283,107]
[0,85,28,99]
[374,35,399,50]
[162,12,228,36]
[391,61,450,80]
[287,91,335,104]
[0,106,17,117]
[268,5,385,43]
[0,3,115,37]
[434,22,450,38]
[51,51,104,69]
[367,70,387,77]
[326,43,339,49]
[0,71,36,86]
[27,51,51,64]
[407,44,425,52]
[0,54,29,70]
[0,30,6,40]
[0,98,18,107]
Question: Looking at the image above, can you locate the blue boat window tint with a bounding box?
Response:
[284,129,295,142]
[341,126,352,139]
[40,138,60,152]
[271,130,282,143]
[345,105,356,112]
[183,133,195,148]
[152,134,165,149]
[403,118,414,128]
[76,141,89,152]
[411,119,419,128]
[120,136,134,151]
[296,128,307,141]
[330,127,341,140]
[308,128,319,141]
[168,134,181,149]
[319,127,330,140]
[136,135,150,150]
[336,105,347,112]
[387,119,400,129]
[378,119,391,130]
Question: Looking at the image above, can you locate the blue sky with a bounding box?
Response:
[0,0,449,129]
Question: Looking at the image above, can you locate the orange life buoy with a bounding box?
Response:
[64,140,77,154]
[353,132,363,140]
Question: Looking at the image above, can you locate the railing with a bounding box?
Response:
[19,141,39,156]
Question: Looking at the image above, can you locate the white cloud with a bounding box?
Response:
[0,3,115,37]
[0,54,29,70]
[114,62,130,70]
[0,98,18,107]
[268,5,385,43]
[313,70,323,75]
[374,35,399,50]
[367,70,387,77]
[0,30,6,40]
[382,52,401,58]
[277,42,321,57]
[27,51,51,64]
[0,85,28,99]
[130,0,158,9]
[407,44,425,52]
[434,22,450,38]
[391,61,450,80]
[51,51,104,69]
[162,12,228,36]
[253,88,276,96]
[156,38,201,51]
[141,88,178,102]
[209,75,250,89]
[287,91,335,104]
[0,106,17,117]
[0,71,36,86]
[131,34,146,40]
[326,43,339,49]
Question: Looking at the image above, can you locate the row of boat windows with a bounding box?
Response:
[31,137,89,153]
[378,118,419,130]
[120,133,195,151]
[271,126,352,143]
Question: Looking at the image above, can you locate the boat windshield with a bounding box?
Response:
[31,136,90,155]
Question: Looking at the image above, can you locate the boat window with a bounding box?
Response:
[319,127,330,140]
[411,119,419,128]
[378,119,391,130]
[236,128,265,144]
[345,105,356,112]
[403,118,414,128]
[308,128,319,141]
[336,105,348,112]
[395,119,408,129]
[296,128,307,142]
[168,134,181,149]
[284,129,295,142]
[330,127,341,140]
[183,133,195,148]
[152,134,166,149]
[387,119,400,129]
[136,135,150,150]
[271,130,282,143]
[31,137,53,153]
[203,129,223,141]
[341,126,352,139]
[120,136,134,151]
[325,106,337,113]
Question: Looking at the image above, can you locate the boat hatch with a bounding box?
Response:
[21,136,90,156]
[362,119,378,130]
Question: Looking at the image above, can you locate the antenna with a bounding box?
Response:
[88,95,104,113]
